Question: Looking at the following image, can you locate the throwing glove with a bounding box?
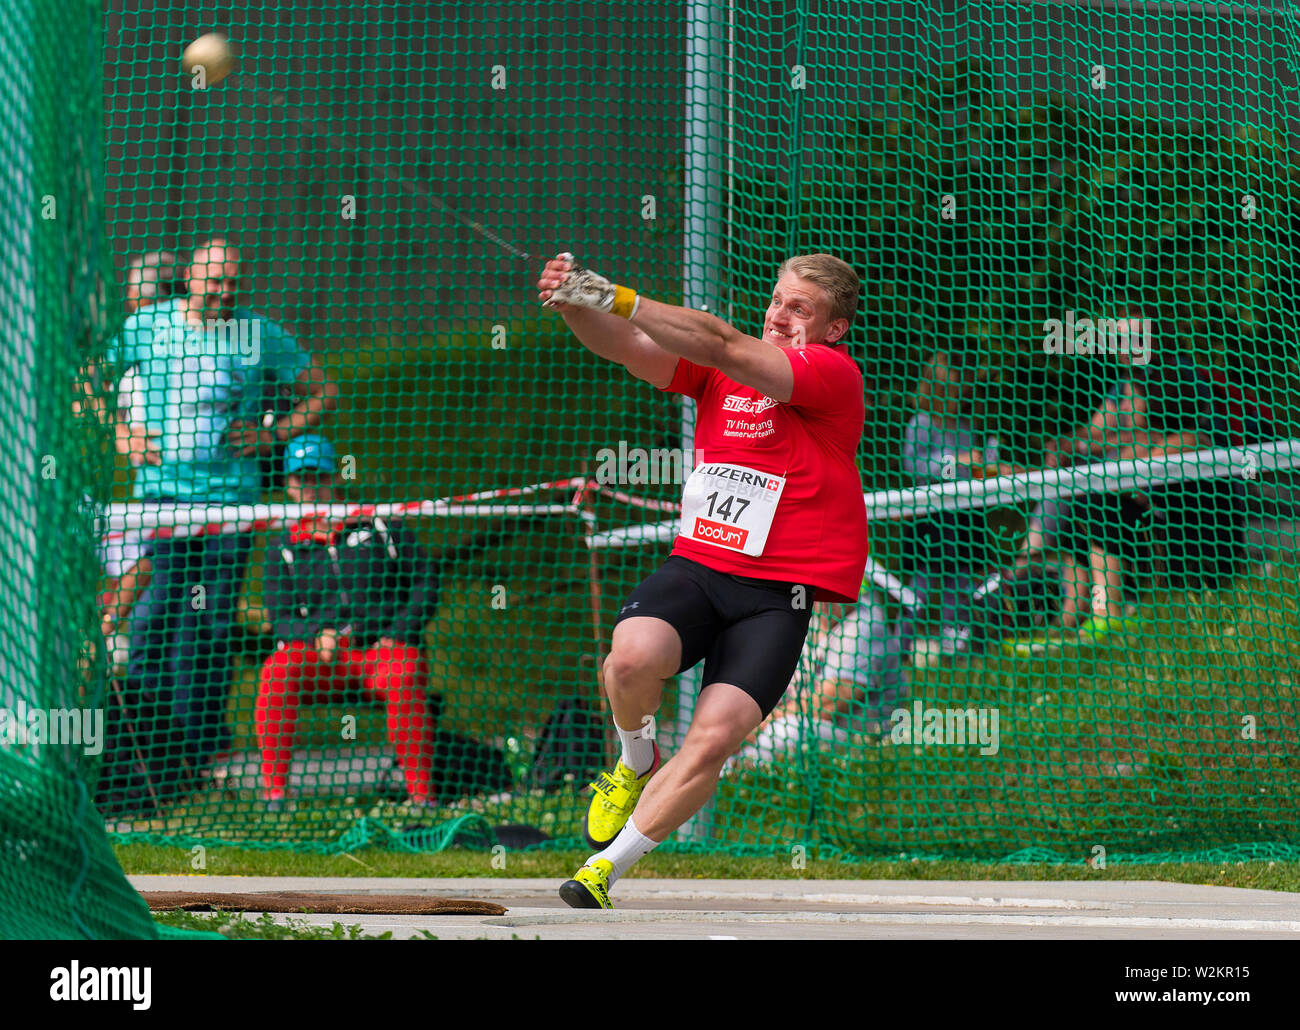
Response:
[545,254,640,319]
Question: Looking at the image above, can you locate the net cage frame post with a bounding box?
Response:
[0,0,41,720]
[676,0,732,845]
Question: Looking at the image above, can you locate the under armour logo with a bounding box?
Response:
[621,602,640,613]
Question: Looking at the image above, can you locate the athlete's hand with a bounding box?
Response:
[537,253,575,311]
[538,254,639,318]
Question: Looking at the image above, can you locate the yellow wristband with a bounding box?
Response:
[610,284,640,320]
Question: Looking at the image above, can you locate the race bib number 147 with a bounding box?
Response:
[679,462,786,556]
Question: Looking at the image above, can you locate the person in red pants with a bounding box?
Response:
[256,435,441,809]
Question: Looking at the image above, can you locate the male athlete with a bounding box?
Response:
[537,251,869,909]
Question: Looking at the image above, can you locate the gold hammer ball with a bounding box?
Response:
[182,33,235,86]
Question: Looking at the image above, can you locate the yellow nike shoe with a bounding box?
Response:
[559,859,615,910]
[582,743,660,849]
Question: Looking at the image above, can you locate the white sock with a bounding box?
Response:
[615,721,656,776]
[587,816,659,884]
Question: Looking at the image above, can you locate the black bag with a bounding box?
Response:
[990,563,1064,634]
[526,697,606,793]
[431,730,514,799]
[374,694,512,801]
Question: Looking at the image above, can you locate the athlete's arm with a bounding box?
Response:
[630,296,794,402]
[537,255,678,387]
[539,254,792,395]
[559,305,679,388]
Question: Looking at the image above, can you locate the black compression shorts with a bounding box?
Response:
[613,555,816,719]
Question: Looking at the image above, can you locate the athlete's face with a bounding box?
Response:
[763,272,847,349]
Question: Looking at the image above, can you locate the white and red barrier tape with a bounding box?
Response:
[99,439,1300,549]
[98,477,683,544]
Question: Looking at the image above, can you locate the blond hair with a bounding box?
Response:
[776,253,861,327]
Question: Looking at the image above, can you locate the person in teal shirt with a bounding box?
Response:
[107,237,337,786]
[108,264,310,498]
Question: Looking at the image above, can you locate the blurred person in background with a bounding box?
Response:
[255,436,441,809]
[86,252,184,668]
[124,249,182,315]
[1029,313,1244,646]
[898,348,1061,653]
[104,236,337,788]
[74,250,182,425]
[90,250,181,815]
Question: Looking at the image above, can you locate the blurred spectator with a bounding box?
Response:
[255,436,440,808]
[91,253,184,671]
[1032,356,1151,640]
[91,255,180,815]
[124,250,182,315]
[74,250,182,425]
[105,236,338,788]
[1034,317,1244,637]
[898,349,1021,654]
[736,349,1017,763]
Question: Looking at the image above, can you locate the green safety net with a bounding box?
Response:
[5,0,1300,938]
[1,0,157,939]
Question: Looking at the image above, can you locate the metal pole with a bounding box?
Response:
[678,0,730,843]
[0,0,40,715]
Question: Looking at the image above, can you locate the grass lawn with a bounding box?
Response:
[118,841,1300,891]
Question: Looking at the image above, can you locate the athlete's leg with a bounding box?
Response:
[565,566,804,905]
[746,596,904,757]
[750,602,832,728]
[577,614,687,851]
[570,680,763,900]
[625,681,762,841]
[603,615,682,771]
